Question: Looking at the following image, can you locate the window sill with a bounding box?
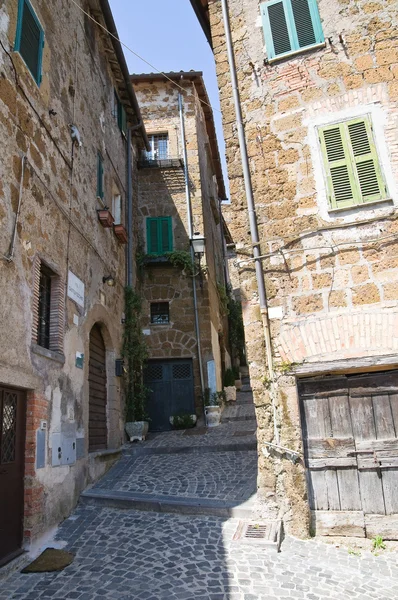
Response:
[150,323,171,327]
[266,42,326,65]
[328,198,393,214]
[31,344,65,365]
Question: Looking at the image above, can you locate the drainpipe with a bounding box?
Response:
[178,90,206,400]
[126,127,133,287]
[2,155,26,262]
[220,0,279,444]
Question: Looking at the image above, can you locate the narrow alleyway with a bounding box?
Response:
[1,383,398,600]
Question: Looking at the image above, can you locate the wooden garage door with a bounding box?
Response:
[88,324,107,451]
[299,371,398,539]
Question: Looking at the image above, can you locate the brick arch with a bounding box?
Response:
[146,329,197,358]
[276,310,398,363]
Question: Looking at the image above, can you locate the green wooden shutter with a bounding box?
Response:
[319,124,355,208]
[261,0,323,59]
[147,218,160,254]
[347,119,386,203]
[160,217,172,253]
[121,105,127,136]
[97,153,104,199]
[319,117,387,209]
[15,0,44,84]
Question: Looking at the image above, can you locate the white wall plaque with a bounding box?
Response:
[67,271,85,308]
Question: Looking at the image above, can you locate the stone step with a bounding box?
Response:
[80,488,258,519]
[221,415,257,423]
[125,440,257,456]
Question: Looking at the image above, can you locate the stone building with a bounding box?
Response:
[131,72,230,429]
[191,0,398,538]
[0,0,147,564]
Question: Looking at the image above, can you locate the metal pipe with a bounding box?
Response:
[126,127,133,287]
[220,0,279,443]
[4,155,27,262]
[179,90,205,399]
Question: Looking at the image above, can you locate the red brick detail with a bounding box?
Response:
[23,391,48,543]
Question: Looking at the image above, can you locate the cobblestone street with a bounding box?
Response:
[1,387,398,599]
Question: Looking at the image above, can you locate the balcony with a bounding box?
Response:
[137,151,184,170]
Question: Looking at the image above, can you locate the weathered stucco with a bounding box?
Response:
[0,0,143,546]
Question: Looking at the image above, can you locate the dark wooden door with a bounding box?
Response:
[0,387,26,565]
[88,324,107,451]
[144,360,194,431]
[299,371,398,539]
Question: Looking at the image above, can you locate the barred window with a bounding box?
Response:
[150,302,169,324]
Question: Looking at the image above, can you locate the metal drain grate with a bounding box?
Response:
[245,524,268,539]
[233,520,283,553]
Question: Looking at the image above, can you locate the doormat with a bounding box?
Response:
[183,427,207,436]
[21,548,74,573]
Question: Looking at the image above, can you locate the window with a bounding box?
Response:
[146,134,169,160]
[33,260,64,352]
[318,116,388,210]
[113,90,127,136]
[112,193,122,225]
[150,303,170,324]
[146,217,173,255]
[260,0,324,60]
[14,0,44,84]
[97,153,104,200]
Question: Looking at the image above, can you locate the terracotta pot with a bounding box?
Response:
[113,224,128,244]
[125,421,149,442]
[97,209,114,228]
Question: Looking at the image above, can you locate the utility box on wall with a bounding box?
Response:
[51,432,77,467]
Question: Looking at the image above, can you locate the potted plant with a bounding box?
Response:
[113,224,128,244]
[233,365,242,390]
[122,286,149,442]
[97,208,114,228]
[223,368,237,402]
[169,413,197,429]
[204,390,225,427]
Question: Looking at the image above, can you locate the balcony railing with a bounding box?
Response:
[138,151,184,169]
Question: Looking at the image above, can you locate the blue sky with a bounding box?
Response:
[109,0,229,197]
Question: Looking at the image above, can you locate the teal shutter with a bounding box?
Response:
[97,153,104,199]
[147,218,160,254]
[15,0,44,85]
[319,117,387,209]
[121,105,127,136]
[146,217,172,254]
[261,0,323,60]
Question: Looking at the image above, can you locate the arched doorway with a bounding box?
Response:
[88,324,107,451]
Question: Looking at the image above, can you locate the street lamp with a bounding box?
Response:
[190,232,206,256]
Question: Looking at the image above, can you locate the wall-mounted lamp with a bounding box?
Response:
[190,232,206,256]
[102,275,115,287]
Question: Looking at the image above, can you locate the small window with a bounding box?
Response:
[14,0,44,84]
[146,134,169,160]
[318,116,388,210]
[112,194,122,225]
[260,0,324,61]
[113,90,127,136]
[33,260,63,352]
[97,153,104,200]
[150,303,170,325]
[146,217,173,255]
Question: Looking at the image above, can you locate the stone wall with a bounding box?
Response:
[133,77,227,409]
[0,0,142,545]
[208,0,398,534]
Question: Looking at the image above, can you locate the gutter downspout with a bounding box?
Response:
[178,90,206,401]
[220,0,279,444]
[126,127,133,287]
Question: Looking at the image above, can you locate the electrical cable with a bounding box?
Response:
[68,0,223,116]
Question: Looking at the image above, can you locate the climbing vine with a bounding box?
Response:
[122,286,149,422]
